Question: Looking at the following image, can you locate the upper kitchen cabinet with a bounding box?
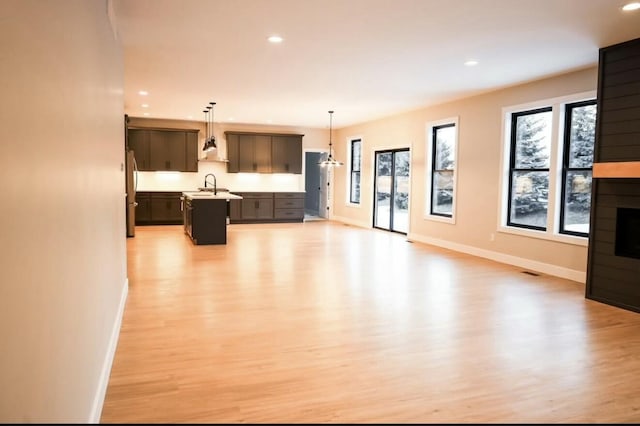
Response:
[128,128,150,170]
[226,133,240,173]
[272,135,302,174]
[184,131,198,172]
[127,127,199,172]
[225,131,303,174]
[238,134,272,173]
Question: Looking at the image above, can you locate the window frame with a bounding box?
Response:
[506,106,553,232]
[498,91,596,247]
[559,100,597,238]
[425,117,459,224]
[346,136,363,207]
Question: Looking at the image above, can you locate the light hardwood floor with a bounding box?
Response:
[100,222,640,423]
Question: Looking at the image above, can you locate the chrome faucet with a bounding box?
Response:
[204,173,217,194]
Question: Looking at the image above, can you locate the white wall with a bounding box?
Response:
[331,67,597,282]
[0,0,126,422]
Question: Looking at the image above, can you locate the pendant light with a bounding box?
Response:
[319,110,343,167]
[203,101,217,153]
[202,107,210,152]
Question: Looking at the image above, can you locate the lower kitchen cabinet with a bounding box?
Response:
[229,192,304,223]
[135,193,152,223]
[135,192,183,225]
[274,192,305,220]
[240,193,274,220]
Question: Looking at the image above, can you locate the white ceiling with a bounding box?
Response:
[112,0,640,129]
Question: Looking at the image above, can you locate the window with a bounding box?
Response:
[500,91,596,244]
[349,138,361,204]
[507,107,552,230]
[560,100,597,236]
[426,118,458,222]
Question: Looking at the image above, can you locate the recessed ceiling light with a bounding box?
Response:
[268,35,283,43]
[622,2,640,11]
[141,103,149,108]
[138,90,148,96]
[228,117,235,121]
[187,115,193,119]
[464,60,479,67]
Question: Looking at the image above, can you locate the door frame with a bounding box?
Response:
[372,147,412,234]
[303,149,330,218]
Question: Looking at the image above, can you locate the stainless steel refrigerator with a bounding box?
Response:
[125,149,138,237]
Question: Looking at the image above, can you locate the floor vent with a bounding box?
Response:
[522,271,540,276]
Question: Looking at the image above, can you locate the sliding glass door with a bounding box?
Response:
[373,149,410,233]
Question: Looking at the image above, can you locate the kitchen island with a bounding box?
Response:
[181,191,243,245]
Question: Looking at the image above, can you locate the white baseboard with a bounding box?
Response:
[88,278,129,423]
[407,233,586,283]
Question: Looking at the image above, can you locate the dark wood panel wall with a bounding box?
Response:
[586,37,640,313]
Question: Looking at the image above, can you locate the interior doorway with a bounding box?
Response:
[304,151,329,220]
[373,148,410,234]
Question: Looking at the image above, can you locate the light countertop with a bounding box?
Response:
[182,191,243,200]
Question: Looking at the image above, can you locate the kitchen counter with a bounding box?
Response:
[181,191,243,245]
[182,191,243,200]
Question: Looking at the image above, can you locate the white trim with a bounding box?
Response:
[425,117,459,224]
[303,148,330,218]
[407,233,586,283]
[345,135,363,207]
[498,90,596,246]
[497,224,588,246]
[88,278,129,423]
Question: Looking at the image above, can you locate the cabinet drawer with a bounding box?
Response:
[274,198,304,209]
[274,192,305,199]
[274,208,304,219]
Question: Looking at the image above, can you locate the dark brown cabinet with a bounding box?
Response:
[135,192,183,225]
[183,197,228,245]
[135,192,152,223]
[149,130,186,171]
[225,132,302,174]
[236,134,272,173]
[128,128,199,172]
[274,192,305,220]
[229,197,242,221]
[240,193,274,220]
[128,129,150,170]
[271,136,302,173]
[229,192,304,223]
[185,132,198,172]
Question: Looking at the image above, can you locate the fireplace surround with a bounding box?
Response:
[585,37,640,313]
